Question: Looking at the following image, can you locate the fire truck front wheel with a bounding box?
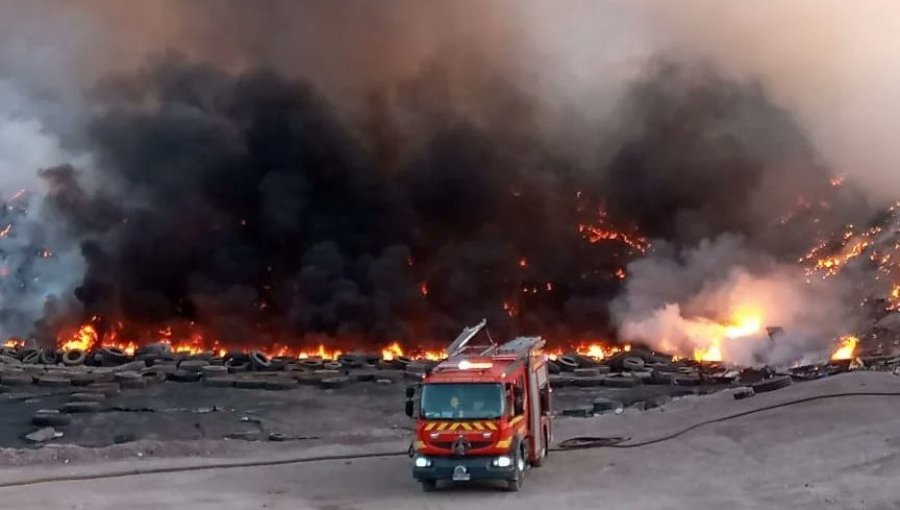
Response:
[421,480,437,492]
[505,444,527,492]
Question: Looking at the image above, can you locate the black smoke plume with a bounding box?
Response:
[28,57,860,348]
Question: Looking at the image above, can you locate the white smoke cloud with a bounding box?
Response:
[613,236,860,366]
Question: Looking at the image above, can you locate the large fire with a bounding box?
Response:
[830,335,859,361]
[691,307,764,363]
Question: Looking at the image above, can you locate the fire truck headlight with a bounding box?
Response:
[492,455,513,468]
[414,456,432,468]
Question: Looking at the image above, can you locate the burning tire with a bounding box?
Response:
[62,349,87,367]
[200,365,228,378]
[249,351,272,371]
[751,375,793,393]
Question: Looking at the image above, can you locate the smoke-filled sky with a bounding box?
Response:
[0,1,896,357]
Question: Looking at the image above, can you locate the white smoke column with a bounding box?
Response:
[0,81,90,341]
[613,235,859,366]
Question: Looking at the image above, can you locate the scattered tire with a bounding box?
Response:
[168,370,201,383]
[0,354,21,366]
[69,373,98,387]
[151,363,179,375]
[673,375,701,386]
[39,350,60,365]
[319,376,350,390]
[572,376,605,387]
[546,360,561,374]
[338,354,364,369]
[573,367,601,378]
[751,375,793,393]
[294,374,320,386]
[234,378,267,389]
[548,375,574,388]
[99,347,129,366]
[394,356,413,369]
[84,383,121,396]
[602,376,639,388]
[120,378,147,389]
[32,411,72,427]
[200,365,228,378]
[226,359,250,373]
[140,369,167,384]
[178,359,210,373]
[20,350,41,365]
[62,349,87,367]
[69,392,106,402]
[592,398,623,413]
[1,373,33,386]
[36,376,71,388]
[203,377,235,388]
[556,356,578,372]
[353,371,377,382]
[114,371,142,383]
[264,379,297,391]
[622,357,645,371]
[574,355,599,368]
[249,351,272,371]
[299,359,324,370]
[733,387,756,400]
[62,401,102,413]
[376,359,399,370]
[647,373,675,385]
[323,361,342,371]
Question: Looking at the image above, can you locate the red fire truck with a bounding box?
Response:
[405,320,552,491]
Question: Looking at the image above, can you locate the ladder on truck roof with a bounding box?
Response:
[491,336,545,359]
[446,319,490,357]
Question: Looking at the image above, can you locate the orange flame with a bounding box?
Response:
[831,336,859,361]
[381,341,404,361]
[61,325,99,352]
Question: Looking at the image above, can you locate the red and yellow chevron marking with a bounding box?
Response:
[423,421,499,432]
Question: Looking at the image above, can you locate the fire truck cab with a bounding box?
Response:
[405,320,552,491]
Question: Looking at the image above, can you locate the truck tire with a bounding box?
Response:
[531,430,549,468]
[249,351,272,371]
[622,357,645,371]
[506,444,526,492]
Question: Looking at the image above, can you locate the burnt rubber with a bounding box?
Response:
[622,357,645,371]
[751,375,793,393]
[556,356,579,372]
[39,350,60,365]
[32,411,72,427]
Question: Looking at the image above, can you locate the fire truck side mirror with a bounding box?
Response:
[405,400,415,418]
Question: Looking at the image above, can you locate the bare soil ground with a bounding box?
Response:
[0,372,898,509]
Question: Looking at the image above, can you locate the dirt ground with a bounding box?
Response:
[1,372,899,509]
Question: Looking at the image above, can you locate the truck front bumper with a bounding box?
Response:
[412,455,516,482]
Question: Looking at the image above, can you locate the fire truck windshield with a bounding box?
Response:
[420,383,504,420]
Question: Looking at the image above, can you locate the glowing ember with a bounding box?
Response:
[419,282,429,297]
[831,336,859,361]
[579,208,650,254]
[518,257,528,269]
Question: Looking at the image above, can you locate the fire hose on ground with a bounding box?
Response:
[1,391,900,489]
